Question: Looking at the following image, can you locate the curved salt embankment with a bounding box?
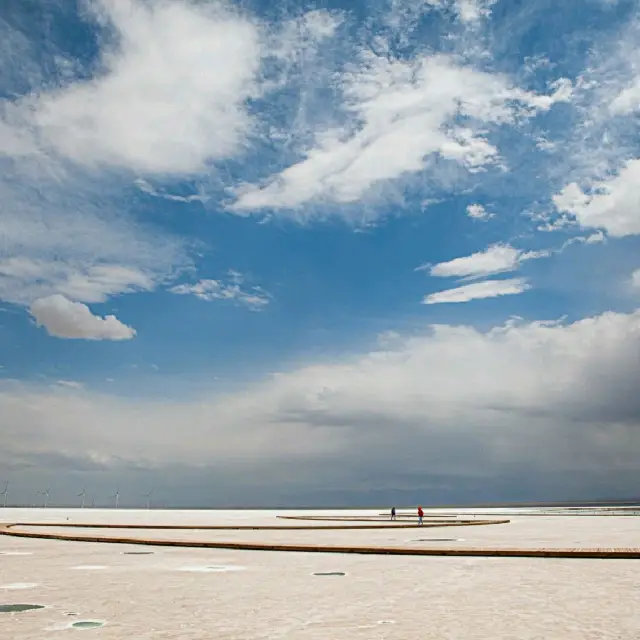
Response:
[2,517,639,558]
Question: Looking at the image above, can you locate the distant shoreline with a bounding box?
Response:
[3,500,640,510]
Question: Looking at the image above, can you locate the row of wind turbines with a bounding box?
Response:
[0,482,155,509]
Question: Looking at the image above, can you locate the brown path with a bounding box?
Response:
[0,519,487,531]
[2,521,640,558]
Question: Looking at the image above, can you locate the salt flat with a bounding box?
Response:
[1,508,639,639]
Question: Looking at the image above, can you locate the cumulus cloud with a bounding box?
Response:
[632,269,640,289]
[454,0,497,24]
[466,203,493,220]
[2,309,640,502]
[553,160,640,237]
[6,0,262,174]
[610,81,640,115]
[170,272,271,310]
[30,295,136,340]
[423,278,530,304]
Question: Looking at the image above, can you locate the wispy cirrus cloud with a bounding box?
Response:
[423,278,530,304]
[545,10,640,239]
[418,243,548,280]
[231,49,570,215]
[170,271,271,310]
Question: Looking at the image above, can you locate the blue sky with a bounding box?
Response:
[1,0,640,507]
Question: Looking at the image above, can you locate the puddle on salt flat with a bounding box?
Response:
[178,565,246,573]
[407,538,462,542]
[357,619,397,629]
[313,572,346,576]
[0,603,45,613]
[71,620,106,629]
[123,551,154,555]
[0,583,39,590]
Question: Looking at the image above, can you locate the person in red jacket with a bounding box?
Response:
[417,505,424,525]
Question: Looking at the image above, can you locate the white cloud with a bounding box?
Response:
[2,309,640,496]
[466,203,493,220]
[30,295,136,340]
[610,81,640,115]
[170,272,270,311]
[54,380,84,390]
[454,0,497,24]
[546,15,640,228]
[423,278,530,304]
[134,179,210,204]
[7,0,262,174]
[0,167,187,307]
[553,160,640,237]
[585,231,607,244]
[0,4,192,316]
[231,51,567,212]
[422,243,545,280]
[632,269,640,289]
[0,259,155,306]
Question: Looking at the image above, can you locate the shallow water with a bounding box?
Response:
[0,603,44,613]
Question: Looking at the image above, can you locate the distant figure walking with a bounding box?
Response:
[417,505,424,526]
[390,507,396,521]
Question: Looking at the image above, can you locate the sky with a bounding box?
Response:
[1,0,640,508]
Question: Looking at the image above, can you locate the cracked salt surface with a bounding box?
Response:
[2,506,640,639]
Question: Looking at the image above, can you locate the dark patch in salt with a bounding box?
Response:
[123,551,154,555]
[0,603,45,613]
[313,572,346,576]
[71,620,104,629]
[412,538,458,542]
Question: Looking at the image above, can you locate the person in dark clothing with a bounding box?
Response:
[390,506,396,521]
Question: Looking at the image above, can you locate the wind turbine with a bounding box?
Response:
[40,487,51,508]
[77,486,87,509]
[143,487,155,510]
[1,482,8,508]
[109,488,120,509]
